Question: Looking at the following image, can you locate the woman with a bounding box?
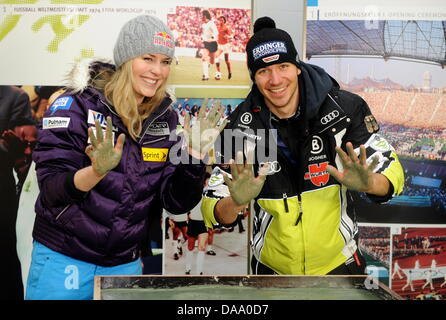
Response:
[26,15,225,300]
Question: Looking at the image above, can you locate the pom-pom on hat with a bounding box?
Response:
[113,15,175,68]
[253,16,276,33]
[246,16,299,80]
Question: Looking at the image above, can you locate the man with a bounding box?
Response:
[201,17,404,275]
[392,261,404,280]
[165,209,188,260]
[0,85,37,299]
[185,173,211,275]
[215,16,233,80]
[16,87,64,294]
[200,10,218,81]
[402,269,415,292]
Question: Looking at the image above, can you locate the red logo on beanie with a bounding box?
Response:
[155,32,172,40]
[153,32,174,48]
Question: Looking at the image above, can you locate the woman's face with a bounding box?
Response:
[131,53,172,103]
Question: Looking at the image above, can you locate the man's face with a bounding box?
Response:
[254,62,301,113]
[14,125,37,156]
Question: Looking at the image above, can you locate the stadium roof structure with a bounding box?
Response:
[306,20,446,68]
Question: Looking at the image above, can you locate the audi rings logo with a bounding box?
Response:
[320,110,339,125]
[260,161,281,175]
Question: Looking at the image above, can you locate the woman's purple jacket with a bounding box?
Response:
[32,86,205,267]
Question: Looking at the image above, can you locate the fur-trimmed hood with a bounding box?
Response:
[64,58,115,93]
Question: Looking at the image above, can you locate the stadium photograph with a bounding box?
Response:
[358,225,391,286]
[391,227,446,300]
[306,20,446,224]
[166,5,252,98]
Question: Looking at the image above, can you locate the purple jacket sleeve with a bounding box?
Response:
[32,94,89,208]
[159,158,205,215]
[158,122,206,214]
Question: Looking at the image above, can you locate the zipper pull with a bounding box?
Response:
[295,194,303,225]
[283,193,289,213]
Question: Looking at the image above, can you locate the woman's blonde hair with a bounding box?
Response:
[100,60,168,141]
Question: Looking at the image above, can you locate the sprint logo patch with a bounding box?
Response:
[142,147,168,162]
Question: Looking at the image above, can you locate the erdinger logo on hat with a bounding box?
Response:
[252,41,287,61]
[153,31,174,48]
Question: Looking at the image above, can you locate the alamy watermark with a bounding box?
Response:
[168,128,279,165]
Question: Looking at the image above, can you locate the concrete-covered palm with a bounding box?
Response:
[326,142,379,193]
[183,99,227,158]
[85,116,125,176]
[223,151,268,206]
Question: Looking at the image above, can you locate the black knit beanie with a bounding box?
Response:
[246,17,299,80]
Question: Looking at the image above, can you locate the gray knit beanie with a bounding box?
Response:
[113,15,175,68]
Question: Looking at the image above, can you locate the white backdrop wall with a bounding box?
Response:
[252,0,306,61]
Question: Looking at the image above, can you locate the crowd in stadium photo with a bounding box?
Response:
[393,235,446,259]
[358,227,390,267]
[356,91,446,128]
[378,123,446,161]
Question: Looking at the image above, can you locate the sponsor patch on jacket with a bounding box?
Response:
[240,112,252,125]
[320,110,340,125]
[87,110,118,132]
[42,117,71,129]
[88,109,107,127]
[304,161,330,187]
[364,115,379,133]
[142,147,168,162]
[310,136,323,154]
[49,96,73,114]
[252,41,287,61]
[146,122,170,136]
[153,32,174,48]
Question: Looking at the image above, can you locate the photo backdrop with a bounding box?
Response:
[306,0,446,299]
[0,0,251,96]
[0,0,252,283]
